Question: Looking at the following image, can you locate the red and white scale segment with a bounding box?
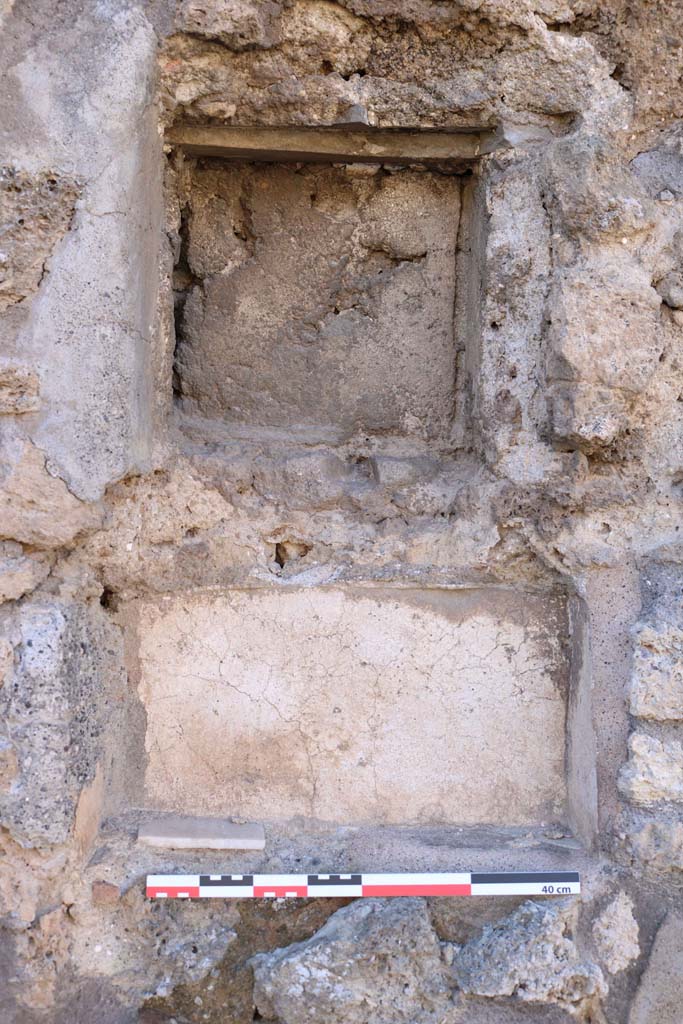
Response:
[146,871,580,900]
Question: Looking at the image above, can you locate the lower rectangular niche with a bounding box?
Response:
[134,587,569,827]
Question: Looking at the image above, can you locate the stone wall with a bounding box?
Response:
[0,1,682,1022]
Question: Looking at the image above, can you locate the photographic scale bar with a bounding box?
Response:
[146,871,580,899]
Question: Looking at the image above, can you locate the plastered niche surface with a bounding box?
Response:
[136,587,568,826]
[174,161,460,441]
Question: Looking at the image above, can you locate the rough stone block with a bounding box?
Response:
[0,437,101,549]
[176,0,284,51]
[618,733,683,805]
[136,586,568,826]
[549,382,629,453]
[251,898,452,1024]
[0,600,126,846]
[547,258,662,395]
[0,542,50,603]
[453,900,606,1013]
[175,163,459,442]
[138,815,265,850]
[630,624,683,721]
[592,893,639,974]
[629,820,683,873]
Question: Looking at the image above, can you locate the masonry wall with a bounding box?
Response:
[0,2,682,1023]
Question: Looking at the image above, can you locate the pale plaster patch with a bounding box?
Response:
[136,586,567,825]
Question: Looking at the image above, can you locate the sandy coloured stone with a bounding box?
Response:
[592,893,639,974]
[0,363,40,415]
[0,546,51,603]
[630,624,683,721]
[618,733,683,806]
[0,439,101,548]
[629,821,683,874]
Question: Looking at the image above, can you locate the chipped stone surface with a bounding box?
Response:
[630,624,683,721]
[0,437,101,548]
[453,900,607,1015]
[592,893,639,974]
[137,587,568,826]
[252,898,453,1024]
[618,733,683,806]
[628,820,683,875]
[0,166,78,313]
[176,0,284,51]
[0,599,126,847]
[0,542,51,603]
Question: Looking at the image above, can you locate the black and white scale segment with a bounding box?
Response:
[146,871,581,899]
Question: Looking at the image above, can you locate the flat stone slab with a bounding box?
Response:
[137,816,265,851]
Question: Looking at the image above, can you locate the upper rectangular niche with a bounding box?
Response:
[172,137,464,443]
[133,586,569,828]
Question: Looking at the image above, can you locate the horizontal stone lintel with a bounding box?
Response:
[166,125,499,165]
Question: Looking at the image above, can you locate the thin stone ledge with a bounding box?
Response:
[137,815,266,851]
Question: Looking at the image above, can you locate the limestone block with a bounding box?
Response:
[176,163,459,442]
[251,898,453,1024]
[138,815,265,850]
[630,625,683,721]
[176,0,284,51]
[453,900,606,1014]
[0,437,101,548]
[592,893,639,974]
[547,258,662,396]
[618,733,683,805]
[629,821,683,873]
[544,135,656,243]
[629,913,683,1024]
[549,382,630,452]
[137,587,568,826]
[160,1,618,132]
